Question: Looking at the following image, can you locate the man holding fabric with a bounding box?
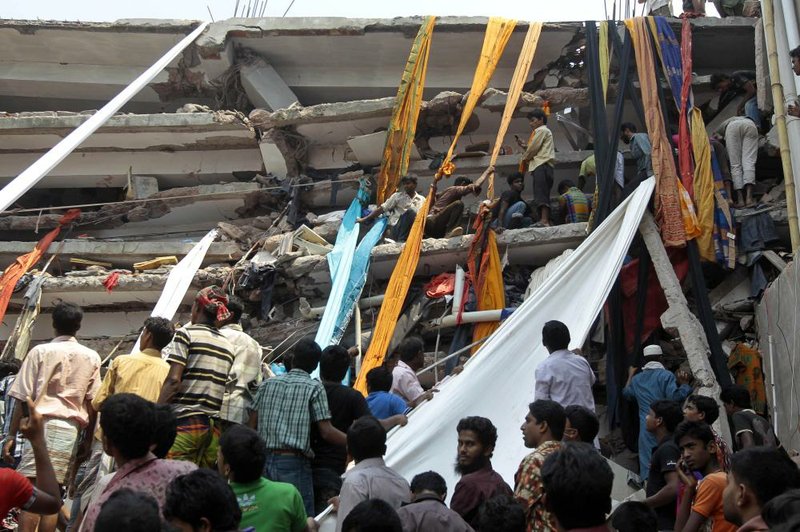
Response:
[520,108,555,227]
[158,286,235,468]
[358,175,425,243]
[425,166,492,239]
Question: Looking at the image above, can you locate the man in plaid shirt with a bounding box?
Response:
[248,338,346,516]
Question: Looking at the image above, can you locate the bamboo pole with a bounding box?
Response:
[762,0,800,252]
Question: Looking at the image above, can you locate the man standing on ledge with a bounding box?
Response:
[519,108,555,227]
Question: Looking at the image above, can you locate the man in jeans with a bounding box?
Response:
[248,338,346,516]
[492,173,532,230]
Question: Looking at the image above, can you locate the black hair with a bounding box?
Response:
[164,469,241,531]
[0,360,21,380]
[710,73,731,90]
[620,122,638,133]
[454,177,472,186]
[557,180,576,195]
[730,448,800,508]
[528,400,567,440]
[341,499,403,532]
[410,471,447,496]
[610,501,658,532]
[219,424,267,483]
[650,400,684,433]
[565,405,600,443]
[506,172,524,186]
[720,384,752,409]
[541,442,613,529]
[674,420,715,447]
[527,108,548,124]
[151,404,177,459]
[320,345,351,382]
[52,302,83,336]
[686,394,720,425]
[291,338,322,373]
[791,46,800,59]
[99,393,155,460]
[366,367,393,393]
[764,489,800,529]
[398,336,424,363]
[476,495,526,532]
[771,517,800,532]
[95,489,162,532]
[400,175,418,185]
[143,317,175,350]
[347,416,386,462]
[457,416,498,451]
[541,320,570,352]
[225,296,244,323]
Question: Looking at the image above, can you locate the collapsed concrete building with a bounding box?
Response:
[1,15,797,456]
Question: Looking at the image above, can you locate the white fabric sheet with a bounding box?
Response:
[318,177,655,529]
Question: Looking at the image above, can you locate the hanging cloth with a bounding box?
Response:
[375,17,436,203]
[626,18,687,247]
[0,209,80,326]
[599,22,611,101]
[710,147,736,269]
[691,109,719,262]
[436,17,517,179]
[465,216,506,350]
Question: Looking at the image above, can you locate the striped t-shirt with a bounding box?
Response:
[166,323,234,419]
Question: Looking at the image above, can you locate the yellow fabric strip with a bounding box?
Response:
[599,21,610,101]
[487,22,543,200]
[690,108,717,261]
[376,17,436,203]
[471,230,506,349]
[437,17,517,178]
[353,189,433,395]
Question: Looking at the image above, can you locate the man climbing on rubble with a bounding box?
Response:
[534,321,596,412]
[520,108,555,227]
[714,116,759,208]
[158,286,235,468]
[623,344,692,480]
[620,123,653,189]
[425,166,493,239]
[391,337,436,408]
[491,173,532,230]
[358,175,426,243]
[556,180,591,224]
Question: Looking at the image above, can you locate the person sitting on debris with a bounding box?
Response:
[714,116,759,208]
[620,123,653,188]
[391,337,436,408]
[358,175,426,243]
[396,471,473,532]
[451,416,513,528]
[638,0,673,16]
[218,297,263,428]
[365,367,409,421]
[491,173,532,230]
[682,394,732,472]
[720,384,778,451]
[557,180,590,224]
[642,400,684,532]
[520,108,555,227]
[563,405,600,445]
[426,166,492,239]
[623,344,692,480]
[534,321,596,412]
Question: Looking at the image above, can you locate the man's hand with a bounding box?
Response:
[789,105,800,118]
[306,517,320,532]
[514,135,526,148]
[18,399,43,444]
[397,414,409,427]
[676,369,692,385]
[347,346,360,358]
[1,438,14,465]
[451,365,465,376]
[676,458,697,489]
[628,366,639,378]
[356,217,366,224]
[328,496,340,512]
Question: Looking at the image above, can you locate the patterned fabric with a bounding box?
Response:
[165,323,234,418]
[514,440,561,532]
[16,417,79,484]
[558,187,590,223]
[250,369,330,458]
[219,324,263,424]
[195,285,231,322]
[167,415,220,468]
[727,343,767,415]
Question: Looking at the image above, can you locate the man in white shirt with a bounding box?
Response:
[390,337,434,408]
[358,175,426,242]
[639,0,672,16]
[534,320,596,412]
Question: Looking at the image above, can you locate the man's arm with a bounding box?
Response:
[644,471,679,509]
[473,165,494,189]
[317,420,347,448]
[534,365,551,401]
[157,362,185,404]
[357,205,385,224]
[521,130,543,162]
[379,414,408,432]
[737,430,756,449]
[20,400,63,515]
[91,361,116,412]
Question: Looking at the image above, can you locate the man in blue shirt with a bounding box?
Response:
[623,344,692,480]
[365,367,408,420]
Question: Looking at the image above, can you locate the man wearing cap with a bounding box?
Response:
[623,344,692,480]
[158,286,235,467]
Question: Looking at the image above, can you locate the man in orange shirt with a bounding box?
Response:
[674,421,738,532]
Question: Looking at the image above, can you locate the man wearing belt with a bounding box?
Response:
[249,338,346,516]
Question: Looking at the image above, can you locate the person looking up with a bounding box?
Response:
[620,123,653,187]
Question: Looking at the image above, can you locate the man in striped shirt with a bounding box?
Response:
[557,180,591,224]
[158,286,234,468]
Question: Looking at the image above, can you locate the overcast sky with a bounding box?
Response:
[2,0,717,23]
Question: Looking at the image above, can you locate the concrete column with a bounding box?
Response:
[639,212,732,448]
[126,175,159,199]
[240,58,299,112]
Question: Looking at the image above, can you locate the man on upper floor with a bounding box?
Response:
[491,173,532,230]
[358,175,426,243]
[425,167,492,239]
[520,109,555,227]
[620,123,653,187]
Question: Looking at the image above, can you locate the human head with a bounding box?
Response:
[163,469,241,532]
[95,489,162,532]
[290,338,322,373]
[610,501,658,532]
[683,394,720,425]
[52,301,82,336]
[221,296,244,326]
[410,471,447,501]
[521,400,566,448]
[366,366,393,393]
[763,489,800,529]
[383,351,400,372]
[0,360,20,380]
[723,448,800,525]
[400,175,418,194]
[476,495,526,532]
[141,317,175,351]
[218,424,266,484]
[711,73,733,93]
[151,404,178,459]
[645,400,683,435]
[791,45,800,76]
[674,421,717,473]
[454,176,473,187]
[620,122,638,143]
[541,320,570,353]
[557,179,577,195]
[191,286,231,325]
[642,344,663,360]
[506,172,524,192]
[341,499,403,532]
[398,336,425,369]
[100,393,155,461]
[347,416,386,462]
[564,405,600,443]
[720,384,752,414]
[528,108,548,127]
[542,442,613,529]
[320,345,351,382]
[456,416,498,475]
